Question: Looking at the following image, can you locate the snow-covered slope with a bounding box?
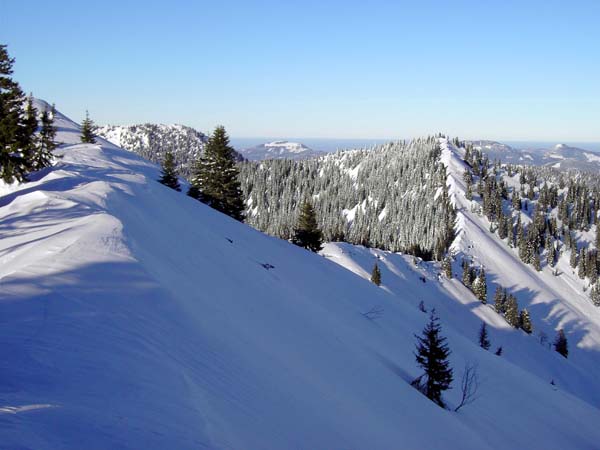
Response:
[239,140,322,160]
[96,123,242,179]
[2,111,600,449]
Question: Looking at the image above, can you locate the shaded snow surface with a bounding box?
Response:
[1,107,600,449]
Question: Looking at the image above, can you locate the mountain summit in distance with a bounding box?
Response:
[239,140,323,160]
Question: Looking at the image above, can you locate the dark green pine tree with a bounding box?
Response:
[370,262,382,286]
[494,285,506,314]
[80,110,97,144]
[519,308,533,334]
[21,96,38,170]
[188,126,244,221]
[414,310,454,408]
[33,105,58,170]
[462,259,472,288]
[474,268,487,303]
[504,294,520,328]
[553,329,568,358]
[478,322,491,350]
[158,151,181,191]
[291,200,323,252]
[0,45,37,183]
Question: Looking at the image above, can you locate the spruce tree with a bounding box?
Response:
[291,200,323,252]
[553,329,568,358]
[519,308,533,334]
[80,110,97,144]
[21,96,38,168]
[494,285,506,314]
[462,260,472,288]
[441,256,452,278]
[590,282,600,307]
[33,105,57,170]
[570,243,578,269]
[504,295,520,328]
[188,126,245,221]
[0,44,34,182]
[578,248,587,279]
[478,322,491,350]
[474,268,487,303]
[370,262,381,286]
[414,310,453,408]
[158,151,181,191]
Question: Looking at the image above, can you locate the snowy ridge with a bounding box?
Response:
[1,111,600,448]
[440,139,600,394]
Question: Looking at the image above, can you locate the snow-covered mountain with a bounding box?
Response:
[239,140,322,160]
[96,123,243,180]
[471,140,600,171]
[3,105,600,449]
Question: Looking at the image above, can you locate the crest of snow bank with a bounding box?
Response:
[3,110,600,449]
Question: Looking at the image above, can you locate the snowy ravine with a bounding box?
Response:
[1,108,600,449]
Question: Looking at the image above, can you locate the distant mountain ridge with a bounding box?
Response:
[239,140,323,160]
[469,140,600,171]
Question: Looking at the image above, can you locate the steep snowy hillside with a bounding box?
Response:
[239,140,323,160]
[97,123,243,180]
[442,138,600,397]
[2,111,600,449]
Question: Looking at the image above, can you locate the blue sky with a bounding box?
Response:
[2,0,599,141]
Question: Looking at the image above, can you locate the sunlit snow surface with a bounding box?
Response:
[1,104,600,449]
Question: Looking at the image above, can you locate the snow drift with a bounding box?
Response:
[1,104,600,449]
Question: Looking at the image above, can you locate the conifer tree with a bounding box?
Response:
[578,248,587,279]
[0,45,35,183]
[478,322,491,350]
[519,308,533,334]
[570,243,578,269]
[370,262,382,286]
[441,256,452,278]
[80,110,97,144]
[473,268,487,303]
[158,151,181,191]
[504,295,520,328]
[495,346,503,356]
[291,200,323,252]
[188,126,245,221]
[462,260,472,288]
[553,329,568,358]
[21,96,38,168]
[33,105,57,170]
[494,285,506,314]
[414,310,453,408]
[590,282,600,307]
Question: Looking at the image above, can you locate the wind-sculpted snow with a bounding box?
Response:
[1,110,600,449]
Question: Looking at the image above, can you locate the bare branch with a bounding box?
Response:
[454,362,480,412]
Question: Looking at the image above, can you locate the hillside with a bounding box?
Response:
[2,107,600,449]
[96,123,243,180]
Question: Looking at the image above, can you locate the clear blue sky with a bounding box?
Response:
[2,0,599,141]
